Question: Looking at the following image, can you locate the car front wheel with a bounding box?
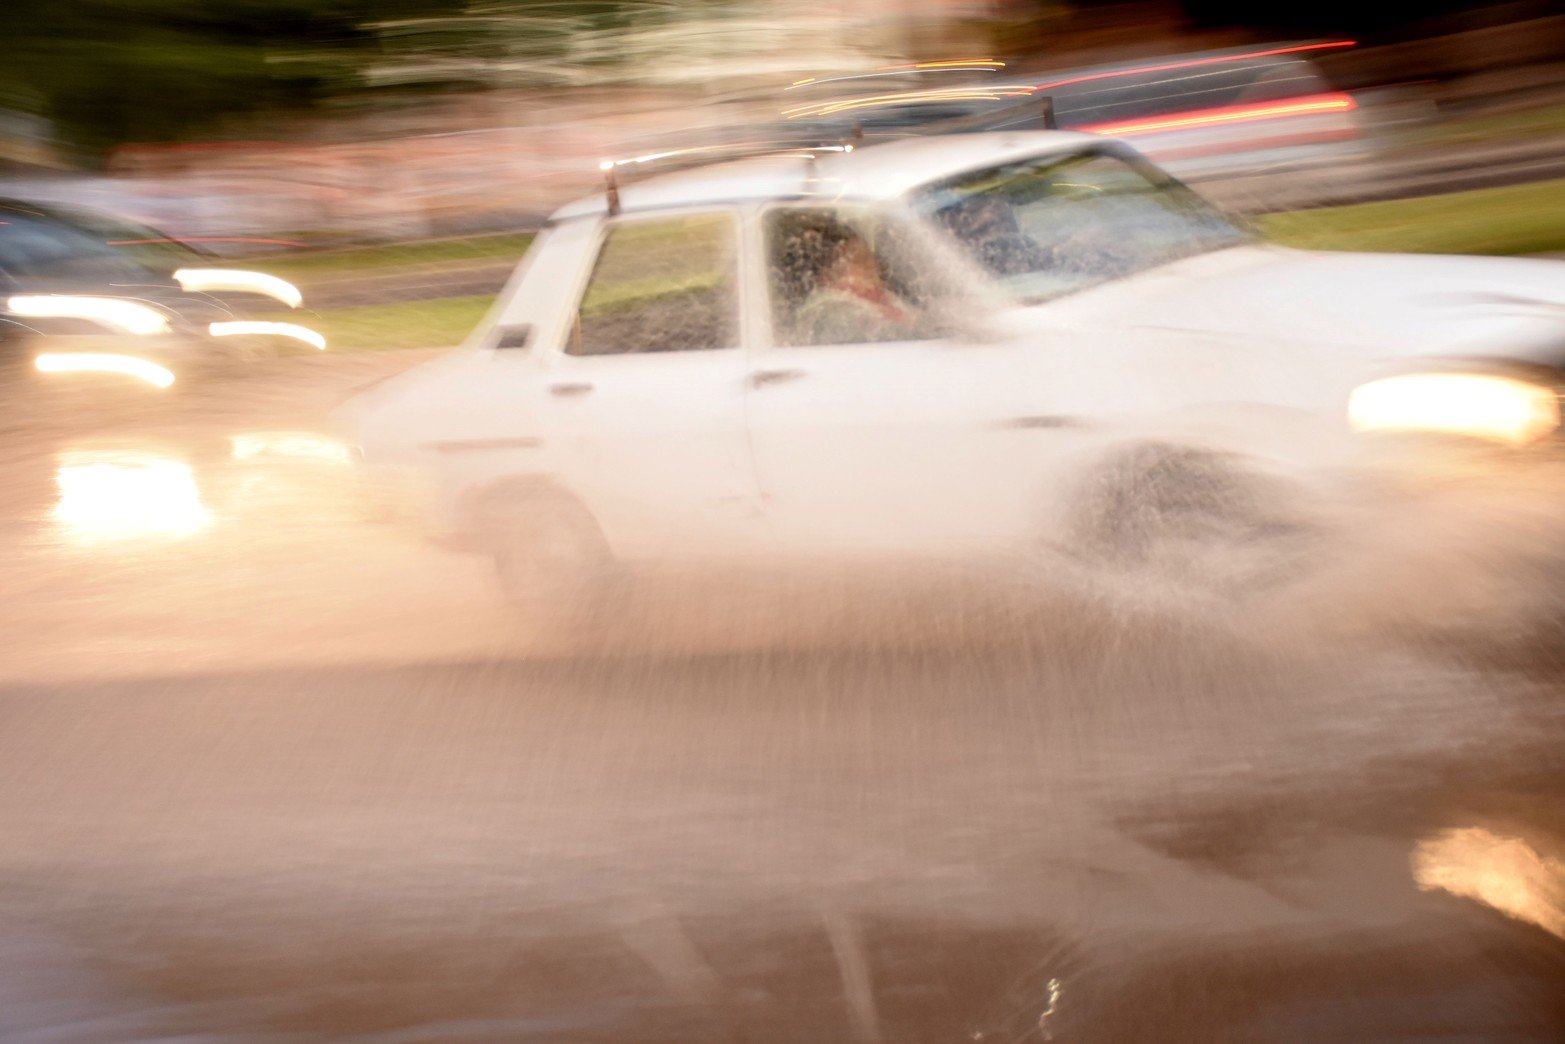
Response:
[1064,441,1315,600]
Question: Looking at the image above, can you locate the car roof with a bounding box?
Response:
[547,130,1103,221]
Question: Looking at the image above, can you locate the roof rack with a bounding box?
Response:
[894,94,1057,135]
[596,139,857,215]
[593,95,1057,214]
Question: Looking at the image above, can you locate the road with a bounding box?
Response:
[2,355,1565,1042]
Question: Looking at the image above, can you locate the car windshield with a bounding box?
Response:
[0,202,199,282]
[41,203,205,271]
[910,149,1249,303]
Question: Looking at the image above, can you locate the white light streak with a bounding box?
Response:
[174,268,303,308]
[35,353,176,389]
[208,321,326,350]
[7,294,170,335]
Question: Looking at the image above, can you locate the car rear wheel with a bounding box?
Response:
[476,486,616,633]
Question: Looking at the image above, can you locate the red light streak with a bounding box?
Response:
[1079,92,1357,137]
[1029,41,1356,95]
[106,236,309,248]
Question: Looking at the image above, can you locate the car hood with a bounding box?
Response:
[1050,245,1565,369]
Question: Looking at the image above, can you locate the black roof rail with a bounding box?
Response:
[899,94,1057,135]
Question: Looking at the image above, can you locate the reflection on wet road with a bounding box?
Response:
[1,357,1563,1041]
[53,449,212,543]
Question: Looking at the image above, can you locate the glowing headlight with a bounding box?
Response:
[174,268,302,308]
[7,294,170,335]
[1348,373,1560,446]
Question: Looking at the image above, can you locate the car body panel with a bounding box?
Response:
[342,132,1565,565]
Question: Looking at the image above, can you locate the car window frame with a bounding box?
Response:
[556,205,748,362]
[906,141,1253,307]
[753,199,978,352]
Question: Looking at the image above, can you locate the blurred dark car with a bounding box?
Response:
[1042,41,1362,172]
[773,43,1362,175]
[0,197,320,388]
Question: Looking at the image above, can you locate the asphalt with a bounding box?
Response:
[2,354,1564,1042]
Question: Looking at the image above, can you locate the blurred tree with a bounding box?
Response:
[0,0,666,161]
[356,1,822,91]
[0,0,698,161]
[0,0,484,160]
[1177,0,1531,38]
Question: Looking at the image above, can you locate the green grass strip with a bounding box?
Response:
[310,294,495,352]
[1257,177,1565,256]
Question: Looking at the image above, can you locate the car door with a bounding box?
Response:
[537,208,766,562]
[743,204,1069,557]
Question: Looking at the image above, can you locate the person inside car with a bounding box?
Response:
[938,196,1049,278]
[792,231,922,345]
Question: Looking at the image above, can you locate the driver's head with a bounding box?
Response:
[821,234,883,293]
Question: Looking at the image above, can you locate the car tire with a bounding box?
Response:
[1065,442,1313,599]
[475,484,616,634]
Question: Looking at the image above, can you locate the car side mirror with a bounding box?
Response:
[493,323,532,350]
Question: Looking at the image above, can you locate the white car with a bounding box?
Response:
[342,131,1565,616]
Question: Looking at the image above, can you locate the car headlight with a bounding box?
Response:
[207,320,326,350]
[1348,372,1560,446]
[173,268,302,308]
[7,294,171,336]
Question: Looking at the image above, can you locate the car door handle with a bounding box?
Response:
[1000,415,1081,430]
[748,368,807,389]
[549,381,594,397]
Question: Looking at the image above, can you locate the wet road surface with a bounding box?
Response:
[2,356,1564,1042]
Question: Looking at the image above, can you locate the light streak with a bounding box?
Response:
[35,353,176,388]
[1080,93,1357,137]
[174,268,302,307]
[1029,41,1357,95]
[208,321,326,350]
[783,85,1037,120]
[7,294,170,336]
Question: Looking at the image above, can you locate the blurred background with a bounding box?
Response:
[4,4,1565,1043]
[3,1,1564,350]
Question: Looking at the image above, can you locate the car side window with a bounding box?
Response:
[766,208,946,348]
[570,213,737,356]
